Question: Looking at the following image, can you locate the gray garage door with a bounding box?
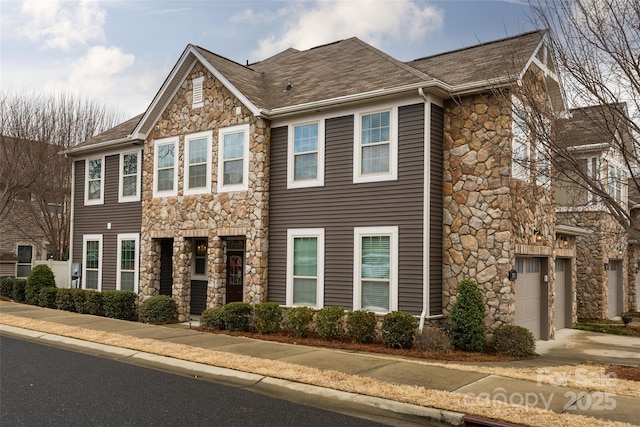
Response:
[555,259,570,330]
[515,258,543,339]
[607,260,622,318]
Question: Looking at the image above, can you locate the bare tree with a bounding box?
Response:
[497,0,640,240]
[0,90,122,260]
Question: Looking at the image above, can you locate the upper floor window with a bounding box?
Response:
[608,164,625,204]
[353,226,398,313]
[354,108,397,183]
[119,150,141,202]
[192,76,204,109]
[184,131,212,195]
[153,136,178,198]
[286,229,325,308]
[288,121,324,188]
[85,157,104,205]
[512,101,531,181]
[218,124,249,192]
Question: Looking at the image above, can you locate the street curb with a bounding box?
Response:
[1,324,465,426]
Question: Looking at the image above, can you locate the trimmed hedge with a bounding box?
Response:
[77,291,105,316]
[37,287,58,309]
[221,302,253,332]
[450,279,487,352]
[253,302,282,334]
[201,307,225,331]
[26,265,56,305]
[316,306,345,340]
[103,290,137,320]
[285,306,314,337]
[0,278,14,298]
[55,288,78,311]
[381,311,418,349]
[12,279,26,302]
[139,295,178,323]
[491,324,536,358]
[346,310,376,344]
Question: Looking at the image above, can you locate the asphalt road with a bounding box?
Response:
[0,335,387,427]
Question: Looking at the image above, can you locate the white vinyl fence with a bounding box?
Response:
[34,260,71,288]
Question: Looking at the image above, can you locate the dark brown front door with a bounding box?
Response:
[226,239,244,303]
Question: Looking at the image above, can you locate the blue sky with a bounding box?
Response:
[1,0,538,119]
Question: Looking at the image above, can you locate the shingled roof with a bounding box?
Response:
[66,114,143,154]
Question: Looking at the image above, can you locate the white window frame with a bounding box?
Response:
[287,119,325,189]
[184,130,212,195]
[217,123,250,192]
[286,228,325,308]
[191,238,208,280]
[84,156,105,205]
[511,99,531,181]
[16,244,33,278]
[118,150,141,203]
[353,107,398,183]
[82,234,103,291]
[353,226,398,313]
[153,136,179,198]
[116,233,139,292]
[192,76,204,109]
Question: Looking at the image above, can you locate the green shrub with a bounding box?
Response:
[77,291,104,316]
[103,290,138,320]
[491,324,537,358]
[72,289,89,312]
[12,279,26,302]
[1,278,14,298]
[37,287,58,309]
[200,307,225,331]
[381,311,418,349]
[221,302,253,331]
[55,288,78,312]
[346,310,377,344]
[285,306,314,337]
[139,295,178,323]
[622,312,633,326]
[415,326,453,354]
[450,279,487,352]
[25,265,56,305]
[316,306,345,340]
[254,302,282,334]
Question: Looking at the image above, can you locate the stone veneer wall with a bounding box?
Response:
[443,93,516,331]
[557,211,628,319]
[139,63,270,320]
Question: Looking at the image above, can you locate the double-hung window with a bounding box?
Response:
[184,131,212,195]
[286,229,324,308]
[353,226,398,313]
[85,157,104,204]
[354,108,397,183]
[512,99,531,181]
[117,234,139,292]
[17,245,33,277]
[83,234,102,291]
[218,124,249,192]
[608,164,624,203]
[119,150,140,202]
[153,137,178,197]
[288,121,324,188]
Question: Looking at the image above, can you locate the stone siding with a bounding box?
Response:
[140,63,270,320]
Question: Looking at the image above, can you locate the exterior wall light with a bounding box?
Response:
[534,229,543,242]
[604,263,609,271]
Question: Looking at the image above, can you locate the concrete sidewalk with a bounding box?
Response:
[1,300,639,427]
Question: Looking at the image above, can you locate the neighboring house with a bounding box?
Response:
[0,136,62,278]
[69,30,578,339]
[556,104,637,319]
[64,115,144,292]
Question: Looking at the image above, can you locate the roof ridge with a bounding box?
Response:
[409,29,546,63]
[192,44,260,72]
[350,38,434,82]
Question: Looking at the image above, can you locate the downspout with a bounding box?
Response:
[418,87,430,331]
[68,155,75,288]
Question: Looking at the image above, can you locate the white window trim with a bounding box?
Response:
[118,150,141,203]
[16,244,33,278]
[511,101,531,181]
[82,234,103,291]
[353,107,398,183]
[184,130,213,195]
[353,226,398,313]
[153,136,179,198]
[192,76,204,109]
[287,119,325,189]
[286,228,325,308]
[116,233,139,292]
[191,239,208,280]
[217,123,250,192]
[84,156,105,205]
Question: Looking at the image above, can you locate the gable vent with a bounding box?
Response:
[192,76,204,108]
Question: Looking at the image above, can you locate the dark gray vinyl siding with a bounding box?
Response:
[268,103,426,314]
[429,105,444,315]
[72,155,142,291]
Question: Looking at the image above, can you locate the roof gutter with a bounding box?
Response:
[62,136,143,156]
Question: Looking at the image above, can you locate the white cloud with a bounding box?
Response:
[19,0,106,50]
[249,0,444,60]
[67,45,135,92]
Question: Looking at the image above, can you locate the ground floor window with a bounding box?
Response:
[353,226,398,313]
[83,235,102,290]
[286,229,324,308]
[117,234,139,292]
[17,245,33,277]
